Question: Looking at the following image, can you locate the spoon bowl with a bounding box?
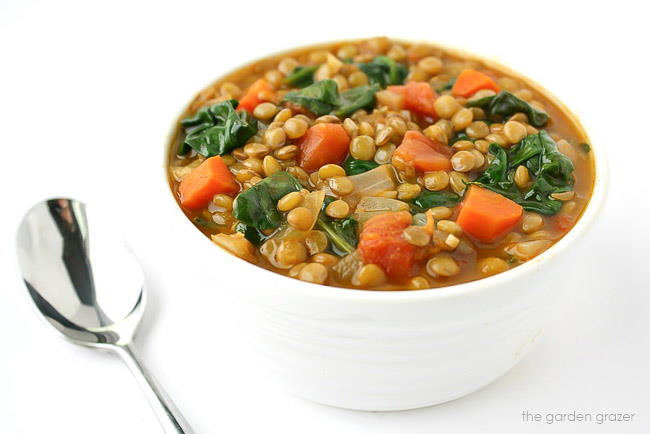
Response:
[16,198,192,433]
[17,198,144,346]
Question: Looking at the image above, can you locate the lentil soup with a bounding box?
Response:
[167,37,595,290]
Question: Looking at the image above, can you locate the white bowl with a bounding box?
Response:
[163,47,608,411]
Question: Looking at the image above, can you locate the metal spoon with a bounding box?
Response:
[16,198,193,434]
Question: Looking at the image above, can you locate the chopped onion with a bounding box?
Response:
[352,196,410,223]
[212,233,257,263]
[333,250,363,282]
[355,196,409,212]
[346,165,398,207]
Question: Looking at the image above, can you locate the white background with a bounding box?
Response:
[1,0,649,433]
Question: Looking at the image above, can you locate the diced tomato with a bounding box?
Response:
[555,214,574,232]
[358,211,416,281]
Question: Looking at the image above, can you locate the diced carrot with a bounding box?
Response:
[387,81,437,118]
[237,79,275,113]
[451,69,500,98]
[298,123,350,172]
[179,156,239,210]
[393,130,452,172]
[456,185,523,243]
[358,211,416,280]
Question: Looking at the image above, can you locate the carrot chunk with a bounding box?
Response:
[179,156,239,210]
[393,130,452,172]
[387,81,437,118]
[451,69,500,97]
[456,185,523,243]
[237,78,275,113]
[298,123,350,172]
[358,211,416,281]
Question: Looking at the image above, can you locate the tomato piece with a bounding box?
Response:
[358,211,416,281]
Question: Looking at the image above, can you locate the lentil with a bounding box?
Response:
[426,254,460,277]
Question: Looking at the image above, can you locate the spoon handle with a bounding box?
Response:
[114,344,193,434]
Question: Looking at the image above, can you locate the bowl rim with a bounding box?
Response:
[162,38,608,303]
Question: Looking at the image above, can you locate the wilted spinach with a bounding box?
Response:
[410,191,461,213]
[283,79,340,116]
[179,100,257,156]
[342,156,379,175]
[283,80,378,117]
[284,65,318,88]
[467,91,549,127]
[235,222,269,246]
[315,196,359,256]
[358,56,408,88]
[179,100,258,157]
[473,131,574,215]
[334,84,380,117]
[232,171,303,230]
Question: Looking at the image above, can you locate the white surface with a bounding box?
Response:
[0,0,648,432]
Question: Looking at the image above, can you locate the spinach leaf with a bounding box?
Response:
[580,143,591,153]
[517,198,562,215]
[284,65,318,88]
[233,171,303,230]
[357,56,408,88]
[509,132,542,166]
[235,222,269,246]
[474,144,519,201]
[526,130,574,189]
[465,94,494,109]
[179,100,257,157]
[437,77,456,93]
[334,84,380,117]
[283,80,380,117]
[472,131,574,215]
[317,218,358,256]
[467,91,549,127]
[410,191,461,213]
[342,156,379,175]
[283,79,340,116]
[315,196,358,256]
